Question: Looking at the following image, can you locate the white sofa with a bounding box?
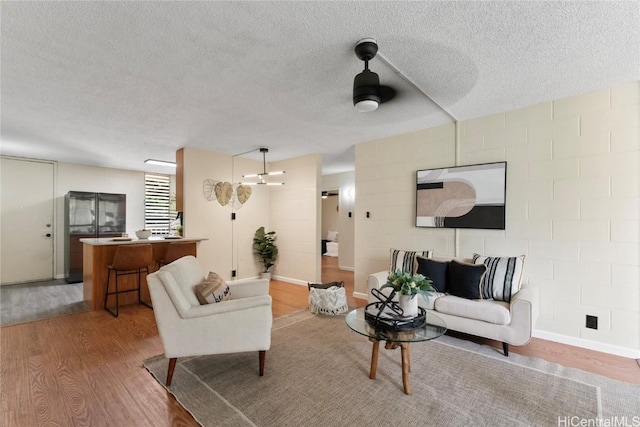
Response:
[367,257,539,356]
[147,256,273,385]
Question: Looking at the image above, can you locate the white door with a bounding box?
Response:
[1,158,54,284]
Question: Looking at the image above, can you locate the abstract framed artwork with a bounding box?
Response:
[415,162,506,229]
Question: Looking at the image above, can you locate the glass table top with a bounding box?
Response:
[346,306,447,343]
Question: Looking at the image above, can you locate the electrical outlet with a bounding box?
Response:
[231,270,236,278]
[586,315,598,330]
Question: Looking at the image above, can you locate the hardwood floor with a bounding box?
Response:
[1,257,638,426]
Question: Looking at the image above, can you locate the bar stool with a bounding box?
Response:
[158,242,195,267]
[104,244,153,317]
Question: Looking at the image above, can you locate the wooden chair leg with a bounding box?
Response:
[502,342,509,356]
[258,350,266,376]
[166,358,177,386]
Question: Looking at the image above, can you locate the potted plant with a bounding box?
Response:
[381,270,434,317]
[175,225,184,237]
[253,226,278,280]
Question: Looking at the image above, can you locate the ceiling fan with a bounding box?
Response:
[352,38,396,112]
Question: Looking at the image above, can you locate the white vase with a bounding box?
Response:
[398,294,419,317]
[260,272,271,281]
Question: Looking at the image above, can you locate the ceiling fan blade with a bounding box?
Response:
[379,86,396,103]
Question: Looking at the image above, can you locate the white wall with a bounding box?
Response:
[55,162,145,278]
[323,171,356,270]
[355,124,457,286]
[232,155,272,278]
[270,154,322,284]
[181,148,321,283]
[354,81,640,358]
[181,147,271,280]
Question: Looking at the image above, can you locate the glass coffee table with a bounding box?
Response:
[345,307,447,395]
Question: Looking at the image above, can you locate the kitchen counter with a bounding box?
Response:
[80,236,204,245]
[81,236,207,310]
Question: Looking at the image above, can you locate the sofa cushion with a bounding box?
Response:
[447,260,486,300]
[195,272,232,305]
[418,291,445,310]
[390,249,433,274]
[434,295,511,325]
[416,257,448,292]
[473,254,525,302]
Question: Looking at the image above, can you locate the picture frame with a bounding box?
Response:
[415,161,506,229]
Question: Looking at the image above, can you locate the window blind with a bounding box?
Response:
[144,174,176,235]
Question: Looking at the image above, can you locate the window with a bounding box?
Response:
[144,174,176,235]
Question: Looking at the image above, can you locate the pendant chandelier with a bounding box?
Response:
[240,148,285,186]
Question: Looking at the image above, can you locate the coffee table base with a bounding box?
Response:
[369,338,412,395]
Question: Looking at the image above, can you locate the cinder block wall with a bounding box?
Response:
[355,81,639,357]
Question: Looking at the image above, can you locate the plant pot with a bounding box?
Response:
[398,294,418,317]
[260,272,271,281]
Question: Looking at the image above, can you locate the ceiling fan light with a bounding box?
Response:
[355,99,379,112]
[353,69,381,112]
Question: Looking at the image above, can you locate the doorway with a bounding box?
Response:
[1,157,55,284]
[321,189,339,280]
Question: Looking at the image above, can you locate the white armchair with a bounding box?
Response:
[147,256,273,385]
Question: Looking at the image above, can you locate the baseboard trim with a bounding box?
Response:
[533,329,640,359]
[352,291,367,300]
[339,265,354,272]
[272,275,307,286]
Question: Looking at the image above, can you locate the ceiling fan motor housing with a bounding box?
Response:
[353,69,381,105]
[354,38,378,61]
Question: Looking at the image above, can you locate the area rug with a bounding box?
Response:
[144,311,640,427]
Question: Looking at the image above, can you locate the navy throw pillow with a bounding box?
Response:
[447,260,486,300]
[415,257,448,293]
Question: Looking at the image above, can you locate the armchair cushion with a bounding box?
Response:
[195,271,232,304]
[158,271,193,317]
[158,256,204,306]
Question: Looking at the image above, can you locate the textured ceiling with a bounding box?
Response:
[2,1,639,175]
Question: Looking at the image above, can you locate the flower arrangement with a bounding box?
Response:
[381,270,435,301]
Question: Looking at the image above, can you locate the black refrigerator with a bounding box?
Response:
[64,191,126,283]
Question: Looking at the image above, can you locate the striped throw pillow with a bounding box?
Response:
[472,254,525,302]
[389,249,434,274]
